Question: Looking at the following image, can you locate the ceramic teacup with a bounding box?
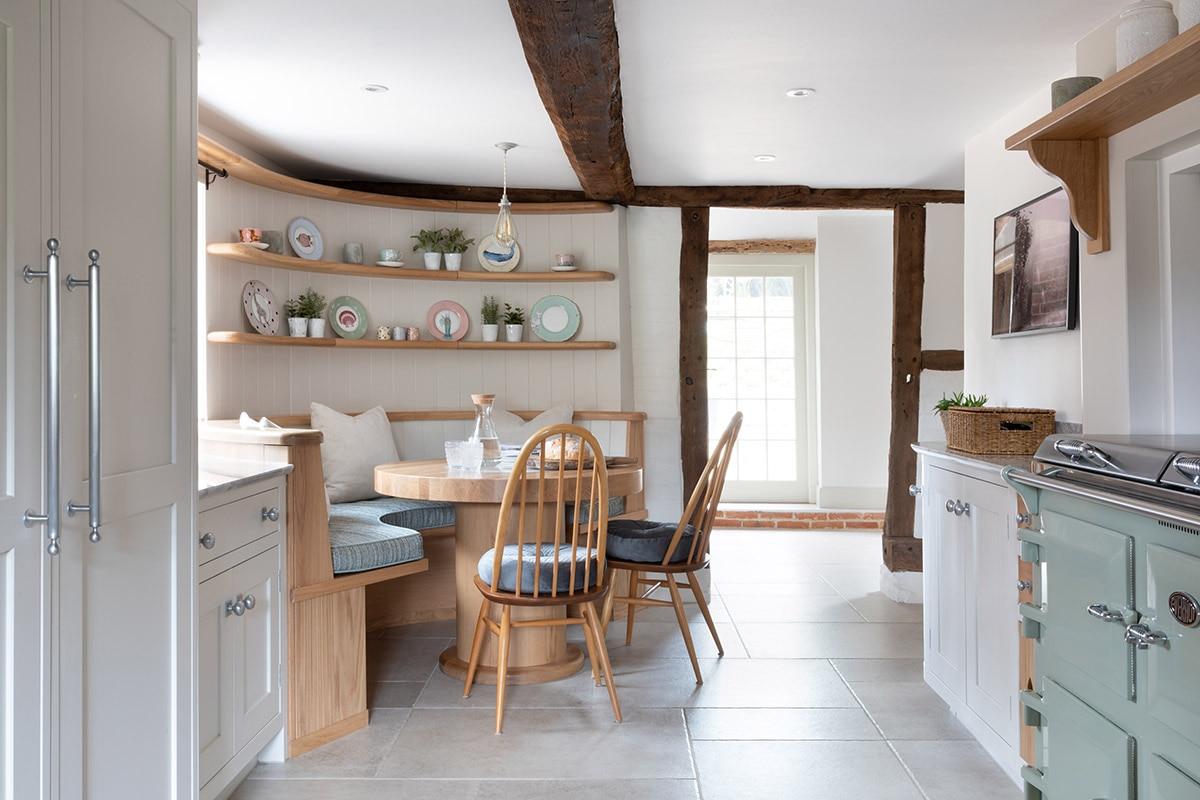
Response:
[379,248,401,263]
[238,227,262,243]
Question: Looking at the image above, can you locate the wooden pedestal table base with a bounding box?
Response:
[374,459,643,686]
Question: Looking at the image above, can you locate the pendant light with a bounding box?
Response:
[493,142,518,245]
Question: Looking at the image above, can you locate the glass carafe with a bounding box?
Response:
[470,393,502,467]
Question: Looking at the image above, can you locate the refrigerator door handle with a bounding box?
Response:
[66,249,101,543]
[21,239,62,555]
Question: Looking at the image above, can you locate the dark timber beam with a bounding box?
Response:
[310,179,592,206]
[709,239,816,255]
[883,204,928,574]
[921,349,965,371]
[508,0,636,203]
[634,186,964,209]
[680,207,710,498]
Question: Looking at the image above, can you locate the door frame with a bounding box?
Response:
[707,253,816,503]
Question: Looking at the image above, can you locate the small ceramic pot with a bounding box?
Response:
[376,325,391,341]
[481,323,499,342]
[261,230,285,254]
[238,227,262,243]
[1117,0,1178,69]
[445,253,463,271]
[308,318,327,338]
[406,326,420,341]
[423,252,442,270]
[343,242,364,264]
[556,252,575,267]
[391,326,405,340]
[504,323,523,343]
[379,247,400,263]
[1051,76,1102,109]
[287,318,308,337]
[1181,0,1200,31]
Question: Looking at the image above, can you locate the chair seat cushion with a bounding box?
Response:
[477,544,598,594]
[606,519,696,564]
[328,498,453,574]
[565,495,627,525]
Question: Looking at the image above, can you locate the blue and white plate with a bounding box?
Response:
[477,234,521,272]
[531,295,581,342]
[288,217,324,260]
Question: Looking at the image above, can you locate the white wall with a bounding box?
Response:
[626,207,685,520]
[963,88,1084,426]
[920,204,966,443]
[814,213,894,508]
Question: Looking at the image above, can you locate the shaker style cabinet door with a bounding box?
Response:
[923,466,967,697]
[231,545,282,751]
[198,570,237,789]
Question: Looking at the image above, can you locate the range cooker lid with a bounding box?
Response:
[1033,435,1181,485]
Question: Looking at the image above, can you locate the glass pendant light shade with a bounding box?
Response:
[494,142,518,245]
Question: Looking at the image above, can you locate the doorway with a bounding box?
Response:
[707,254,815,503]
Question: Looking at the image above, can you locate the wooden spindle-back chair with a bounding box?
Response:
[601,412,742,684]
[462,424,621,733]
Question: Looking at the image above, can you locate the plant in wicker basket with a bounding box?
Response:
[934,393,1055,455]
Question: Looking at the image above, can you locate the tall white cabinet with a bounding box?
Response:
[0,0,197,797]
[916,448,1024,784]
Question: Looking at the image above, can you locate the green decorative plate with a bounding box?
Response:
[328,295,368,339]
[531,295,581,342]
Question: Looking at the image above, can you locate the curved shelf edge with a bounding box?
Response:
[207,331,617,351]
[207,243,616,283]
[198,134,613,216]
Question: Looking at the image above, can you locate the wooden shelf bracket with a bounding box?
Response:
[1026,138,1110,255]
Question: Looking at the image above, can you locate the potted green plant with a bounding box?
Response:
[503,303,525,343]
[296,287,327,337]
[283,296,307,337]
[411,228,445,270]
[442,227,476,271]
[932,391,988,438]
[481,295,500,342]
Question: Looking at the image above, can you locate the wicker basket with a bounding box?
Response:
[942,407,1056,455]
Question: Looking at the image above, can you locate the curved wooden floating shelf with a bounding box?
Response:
[208,331,616,351]
[198,135,612,216]
[1005,26,1200,255]
[207,242,616,283]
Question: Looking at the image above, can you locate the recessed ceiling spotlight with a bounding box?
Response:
[362,83,390,93]
[753,154,777,162]
[785,87,816,98]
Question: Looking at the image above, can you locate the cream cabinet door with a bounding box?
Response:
[231,545,282,751]
[198,570,236,789]
[924,466,967,697]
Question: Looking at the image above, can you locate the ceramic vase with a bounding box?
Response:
[1117,0,1178,69]
[504,323,523,343]
[1181,0,1200,31]
[445,253,463,271]
[343,242,364,264]
[308,318,327,338]
[287,318,308,337]
[423,252,442,270]
[1051,76,1102,109]
[481,323,499,342]
[261,230,285,254]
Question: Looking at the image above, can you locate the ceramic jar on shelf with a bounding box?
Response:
[1117,0,1178,69]
[1181,0,1200,32]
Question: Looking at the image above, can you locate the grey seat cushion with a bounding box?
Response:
[565,495,627,525]
[328,498,453,575]
[477,544,599,594]
[606,519,696,564]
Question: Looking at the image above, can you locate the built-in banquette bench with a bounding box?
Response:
[199,409,647,756]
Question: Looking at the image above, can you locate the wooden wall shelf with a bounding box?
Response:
[198,135,613,216]
[208,331,616,351]
[1005,26,1200,255]
[207,243,616,283]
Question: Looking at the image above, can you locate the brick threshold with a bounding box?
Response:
[714,508,883,530]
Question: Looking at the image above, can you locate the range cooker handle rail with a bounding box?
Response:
[1002,467,1200,531]
[1053,438,1121,471]
[1174,456,1200,487]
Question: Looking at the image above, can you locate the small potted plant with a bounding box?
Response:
[283,296,307,337]
[503,303,525,343]
[442,227,475,271]
[297,287,327,337]
[481,295,500,342]
[932,391,988,439]
[411,228,445,270]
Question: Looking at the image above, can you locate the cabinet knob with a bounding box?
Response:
[1016,513,1033,527]
[243,594,256,611]
[199,532,216,550]
[225,598,246,617]
[953,500,971,517]
[908,484,922,497]
[262,506,280,523]
[945,499,956,513]
[1017,580,1032,593]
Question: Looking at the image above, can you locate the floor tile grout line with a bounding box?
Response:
[681,707,707,800]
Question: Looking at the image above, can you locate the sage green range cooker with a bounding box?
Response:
[1004,435,1200,800]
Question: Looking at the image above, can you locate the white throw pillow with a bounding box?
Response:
[492,402,574,446]
[310,403,400,504]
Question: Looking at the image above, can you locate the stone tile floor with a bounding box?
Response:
[232,529,1020,800]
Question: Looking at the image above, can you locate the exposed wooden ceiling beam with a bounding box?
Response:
[508,0,636,203]
[309,179,592,206]
[709,239,815,255]
[633,186,964,209]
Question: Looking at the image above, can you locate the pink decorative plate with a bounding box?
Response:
[426,300,469,342]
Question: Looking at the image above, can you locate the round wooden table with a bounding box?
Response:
[375,459,643,685]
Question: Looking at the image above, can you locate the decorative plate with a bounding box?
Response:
[531,295,581,342]
[328,295,368,339]
[287,216,324,260]
[477,234,521,272]
[242,280,280,336]
[426,300,469,342]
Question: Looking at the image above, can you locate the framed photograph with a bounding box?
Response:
[992,188,1078,337]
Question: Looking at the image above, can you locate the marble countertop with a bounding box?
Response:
[912,442,1036,477]
[199,457,293,500]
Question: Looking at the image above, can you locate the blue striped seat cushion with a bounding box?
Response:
[477,544,598,594]
[328,498,454,575]
[565,495,627,525]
